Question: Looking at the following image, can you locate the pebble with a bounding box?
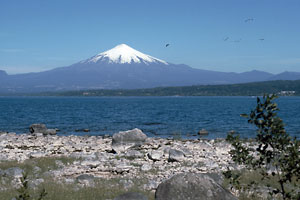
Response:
[0,132,237,189]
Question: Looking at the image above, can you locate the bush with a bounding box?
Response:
[225,94,300,199]
[15,172,47,200]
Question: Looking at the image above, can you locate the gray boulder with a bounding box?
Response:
[168,149,185,162]
[155,173,237,200]
[30,124,47,134]
[29,124,56,135]
[113,192,148,200]
[112,128,147,153]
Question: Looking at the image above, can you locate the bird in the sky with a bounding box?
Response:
[165,44,170,47]
[245,18,254,22]
[223,37,229,41]
[259,38,265,41]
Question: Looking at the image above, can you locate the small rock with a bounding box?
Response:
[115,163,132,174]
[97,152,109,162]
[168,149,185,162]
[125,150,144,159]
[103,134,110,139]
[65,178,75,184]
[75,129,90,132]
[163,147,171,155]
[148,150,163,161]
[141,164,152,172]
[81,160,101,168]
[45,129,56,135]
[29,152,46,159]
[0,131,7,135]
[83,153,97,160]
[35,133,44,137]
[198,129,209,135]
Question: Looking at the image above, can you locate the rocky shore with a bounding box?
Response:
[0,126,238,199]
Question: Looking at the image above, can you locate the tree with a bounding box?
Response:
[225,94,300,199]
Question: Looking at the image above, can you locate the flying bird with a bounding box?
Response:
[223,37,229,41]
[259,38,265,41]
[165,44,170,47]
[245,18,254,22]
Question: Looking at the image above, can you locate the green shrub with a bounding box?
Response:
[225,94,300,199]
[15,172,47,200]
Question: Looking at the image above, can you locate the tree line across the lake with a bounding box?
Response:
[36,80,300,97]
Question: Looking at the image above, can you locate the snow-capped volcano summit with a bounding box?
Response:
[3,43,295,94]
[82,44,168,65]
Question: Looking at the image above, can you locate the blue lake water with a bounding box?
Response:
[0,96,299,139]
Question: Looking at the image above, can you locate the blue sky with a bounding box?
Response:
[0,0,300,74]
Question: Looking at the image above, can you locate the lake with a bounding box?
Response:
[0,96,299,139]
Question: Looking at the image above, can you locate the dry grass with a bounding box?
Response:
[0,156,155,200]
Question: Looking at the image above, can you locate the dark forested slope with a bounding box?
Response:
[36,80,300,96]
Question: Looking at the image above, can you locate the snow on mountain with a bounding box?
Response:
[1,43,300,93]
[82,44,168,65]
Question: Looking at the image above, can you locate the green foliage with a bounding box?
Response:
[16,172,30,200]
[15,172,47,200]
[225,94,300,199]
[37,189,47,200]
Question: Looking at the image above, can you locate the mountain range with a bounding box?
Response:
[1,44,300,93]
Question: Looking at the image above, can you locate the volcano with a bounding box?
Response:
[1,44,298,93]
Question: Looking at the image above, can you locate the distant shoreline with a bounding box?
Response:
[0,79,299,97]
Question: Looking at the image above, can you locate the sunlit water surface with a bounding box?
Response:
[0,96,299,139]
